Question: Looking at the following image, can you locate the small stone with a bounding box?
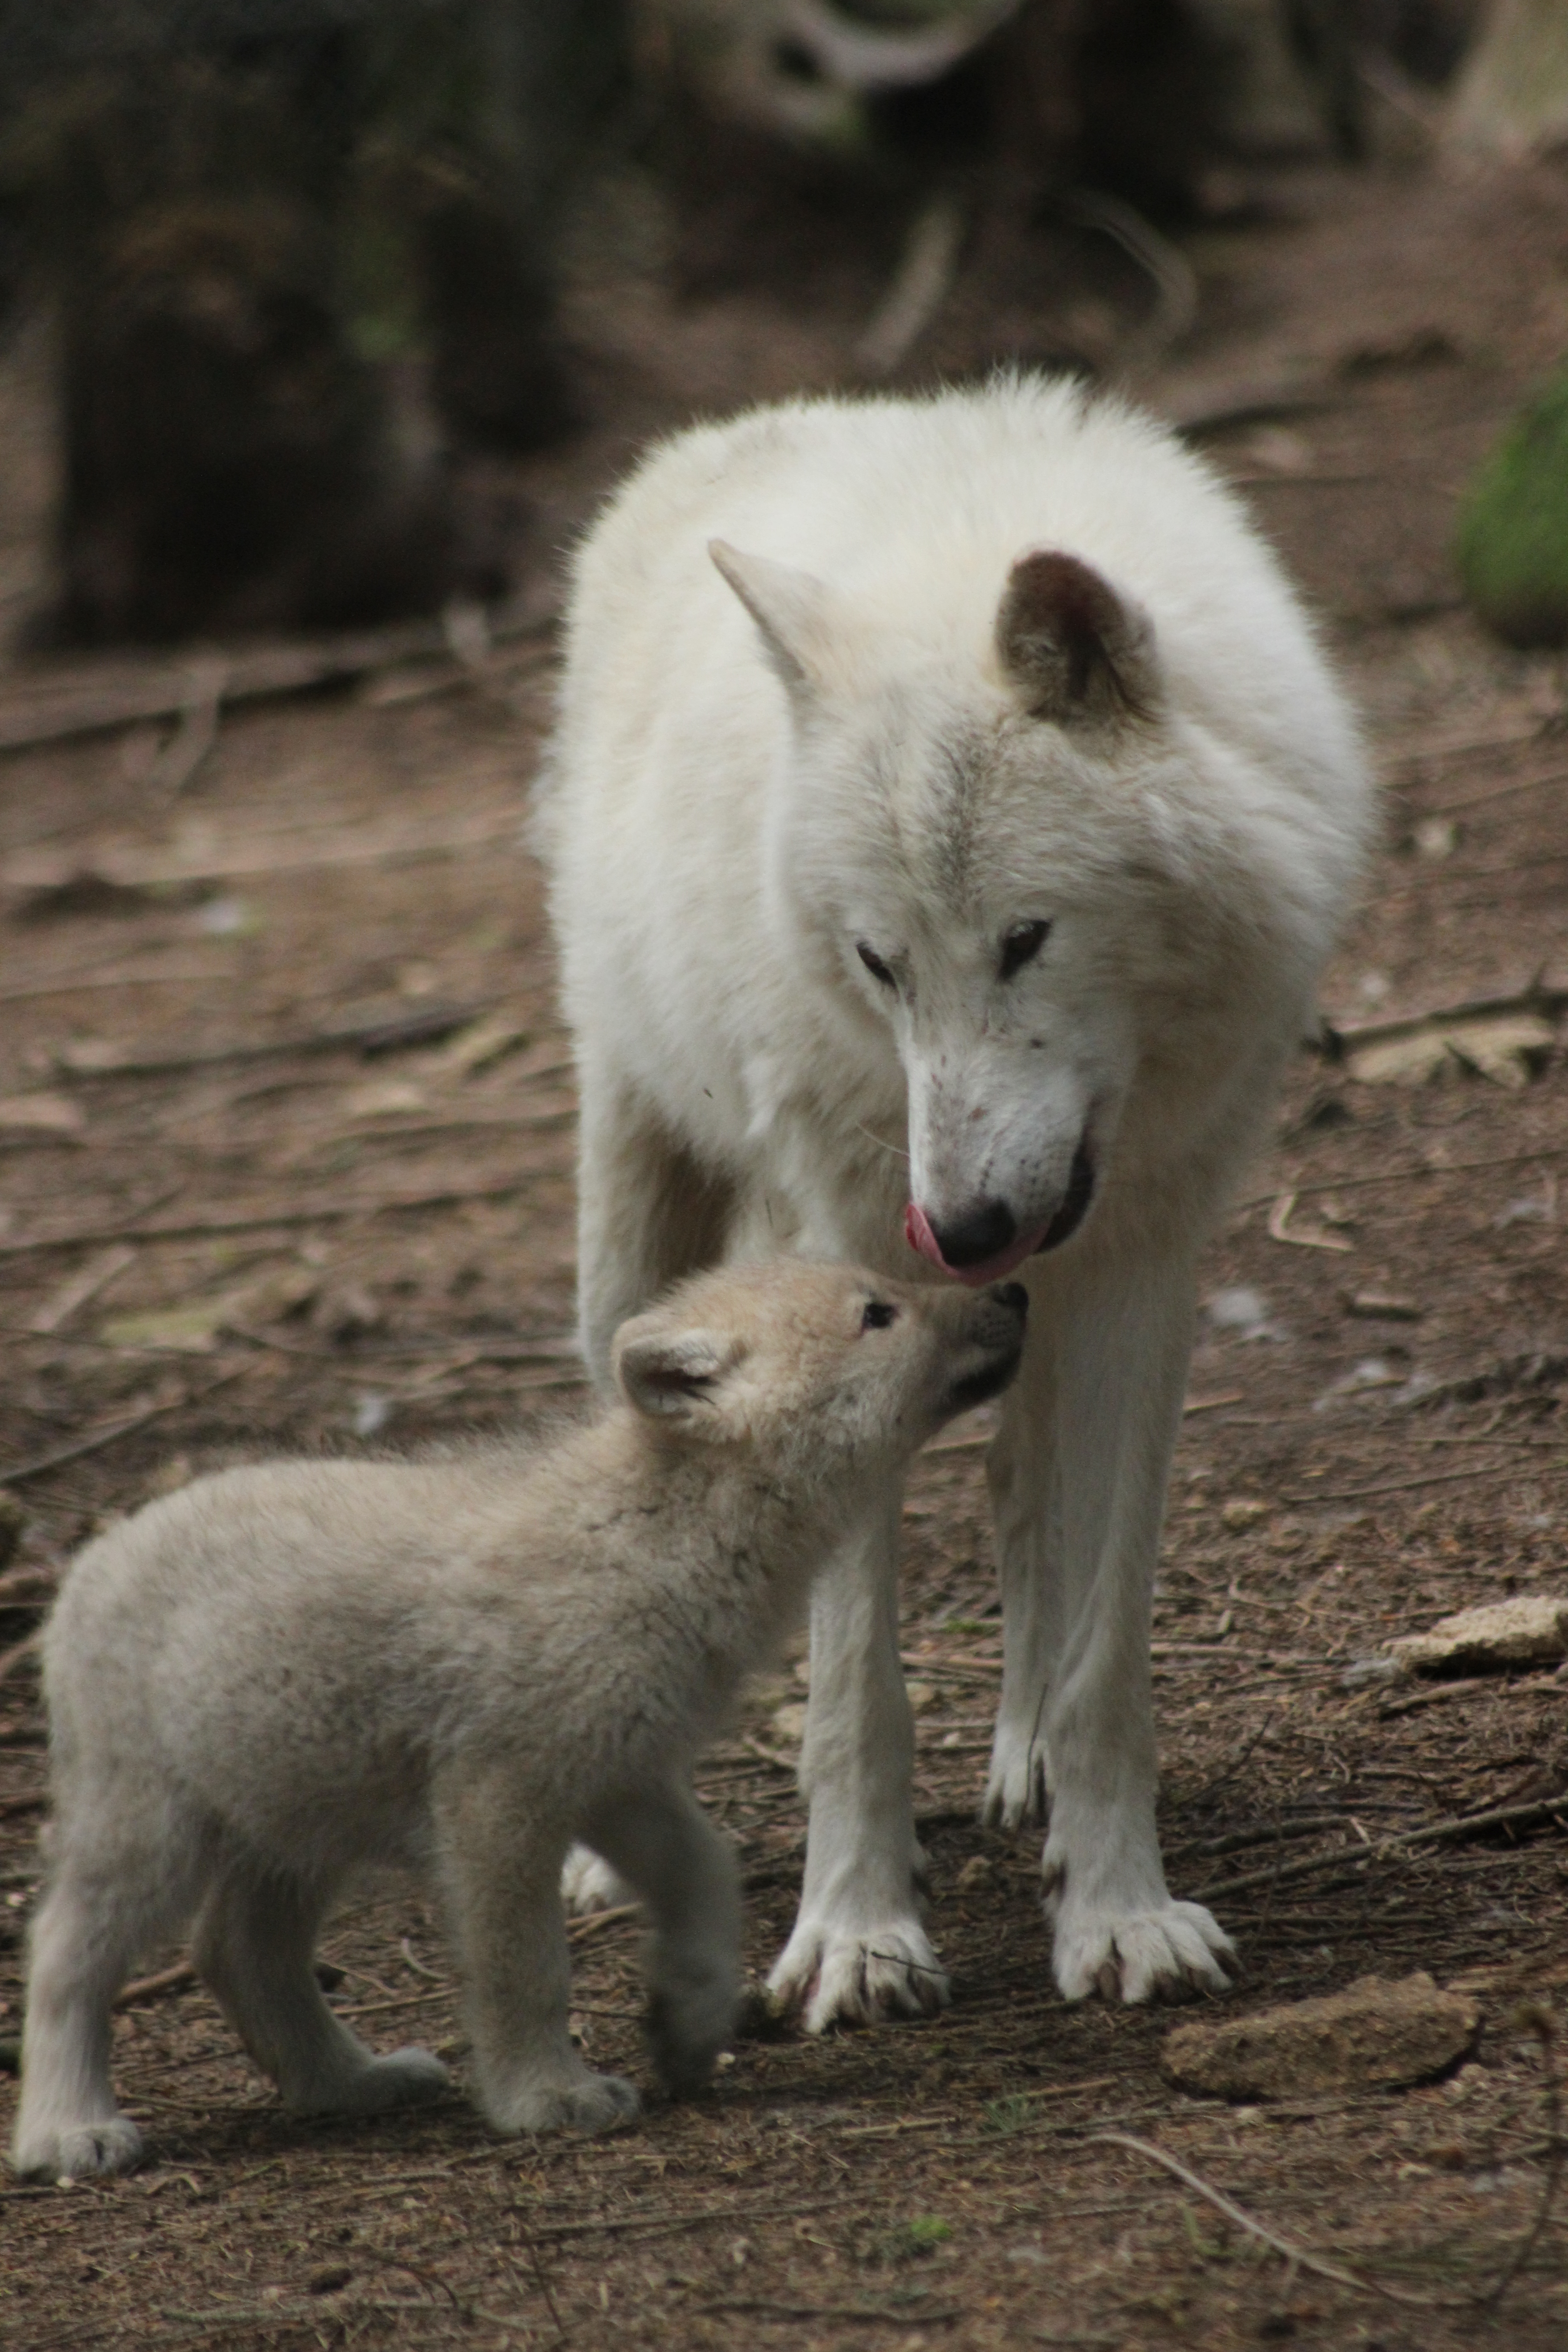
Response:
[771,1700,808,1745]
[1221,1498,1271,1532]
[905,1680,937,1714]
[1387,1595,1568,1678]
[956,1856,994,1891]
[1162,1972,1480,2101]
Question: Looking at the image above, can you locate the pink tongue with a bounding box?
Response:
[903,1201,946,1270]
[903,1201,1047,1288]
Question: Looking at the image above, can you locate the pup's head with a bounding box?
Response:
[610,1260,1026,1476]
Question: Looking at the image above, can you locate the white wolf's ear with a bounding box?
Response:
[613,1319,742,1423]
[710,540,841,701]
[996,550,1160,725]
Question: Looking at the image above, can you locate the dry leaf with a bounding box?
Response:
[344,1079,427,1118]
[0,1091,86,1135]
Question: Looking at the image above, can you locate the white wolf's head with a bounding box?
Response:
[712,533,1334,1285]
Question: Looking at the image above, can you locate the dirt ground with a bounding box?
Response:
[1,127,1567,2352]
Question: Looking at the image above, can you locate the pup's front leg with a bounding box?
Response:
[435,1767,639,2136]
[768,1484,946,2033]
[988,1237,1238,2005]
[583,1784,740,2095]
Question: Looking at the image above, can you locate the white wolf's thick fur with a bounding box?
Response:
[540,376,1373,2027]
[13,1260,1024,2180]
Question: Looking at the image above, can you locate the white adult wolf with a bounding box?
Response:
[539,375,1373,2029]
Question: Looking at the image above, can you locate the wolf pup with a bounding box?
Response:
[539,375,1374,2029]
[12,1262,1025,2181]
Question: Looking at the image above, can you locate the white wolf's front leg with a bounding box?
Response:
[768,1482,946,2033]
[986,1234,1237,2005]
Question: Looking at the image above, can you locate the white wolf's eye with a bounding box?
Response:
[856,942,897,988]
[999,919,1051,981]
[861,1299,898,1331]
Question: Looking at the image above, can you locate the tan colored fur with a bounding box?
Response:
[12,1261,1023,2180]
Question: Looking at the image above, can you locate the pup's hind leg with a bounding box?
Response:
[12,1850,174,2180]
[583,1784,740,2096]
[435,1762,638,2136]
[193,1860,448,2117]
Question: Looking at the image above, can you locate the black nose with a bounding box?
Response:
[990,1282,1029,1318]
[930,1199,1015,1269]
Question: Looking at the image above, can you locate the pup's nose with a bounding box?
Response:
[930,1199,1015,1269]
[989,1282,1029,1318]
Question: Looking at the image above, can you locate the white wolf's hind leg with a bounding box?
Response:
[12,1859,162,2180]
[767,1485,948,2034]
[194,1862,449,2117]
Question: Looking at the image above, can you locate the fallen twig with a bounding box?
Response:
[49,1000,485,1082]
[1193,1792,1568,1904]
[857,191,966,375]
[0,597,558,759]
[0,1173,542,1262]
[149,658,228,797]
[530,2194,845,2246]
[696,2298,963,2326]
[1268,1190,1353,1252]
[3,815,522,905]
[1090,2128,1433,2307]
[0,1374,241,1486]
[1235,1143,1564,1213]
[0,1631,41,1687]
[1324,983,1568,1054]
[113,1960,198,2010]
[1068,188,1196,363]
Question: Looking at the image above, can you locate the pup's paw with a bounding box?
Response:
[561,1843,637,1916]
[14,2115,144,2182]
[980,1725,1047,1834]
[493,2073,642,2136]
[296,2046,451,2117]
[647,1979,739,2097]
[361,2046,453,2110]
[767,1916,950,2034]
[1050,1892,1238,2005]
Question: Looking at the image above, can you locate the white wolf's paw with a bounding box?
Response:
[980,1725,1048,1834]
[767,1916,950,2034]
[561,1842,637,1916]
[489,2073,642,2137]
[15,2115,145,2182]
[1049,1886,1238,2005]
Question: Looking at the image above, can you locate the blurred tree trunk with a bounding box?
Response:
[1448,0,1568,158]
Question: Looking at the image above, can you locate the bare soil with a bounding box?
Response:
[2,138,1568,2352]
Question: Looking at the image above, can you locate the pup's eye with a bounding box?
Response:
[999,919,1051,981]
[856,942,897,988]
[861,1299,898,1331]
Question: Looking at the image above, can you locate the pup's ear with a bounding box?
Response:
[710,540,841,700]
[613,1321,741,1423]
[996,550,1159,725]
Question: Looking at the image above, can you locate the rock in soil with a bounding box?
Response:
[1387,1594,1568,1677]
[1162,1972,1480,2100]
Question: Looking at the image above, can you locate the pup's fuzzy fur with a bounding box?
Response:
[539,375,1375,2028]
[13,1262,1024,2181]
